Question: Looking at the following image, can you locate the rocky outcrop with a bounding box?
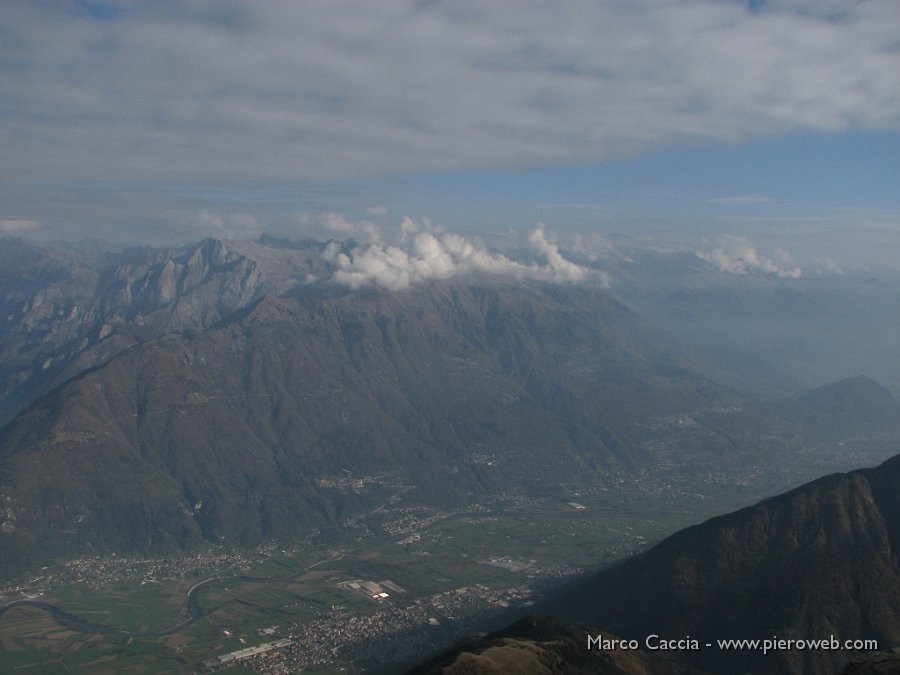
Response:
[0,237,269,424]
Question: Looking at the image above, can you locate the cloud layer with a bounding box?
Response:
[326,220,589,291]
[697,236,802,278]
[2,1,899,184]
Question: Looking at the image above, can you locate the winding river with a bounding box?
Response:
[0,556,337,638]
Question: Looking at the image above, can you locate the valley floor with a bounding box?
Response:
[2,439,893,675]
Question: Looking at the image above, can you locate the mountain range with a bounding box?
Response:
[4,235,900,675]
[0,236,732,574]
[2,234,900,611]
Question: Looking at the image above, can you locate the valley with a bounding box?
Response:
[3,429,895,674]
[2,236,900,674]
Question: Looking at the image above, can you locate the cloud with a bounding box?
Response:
[527,225,587,283]
[811,257,843,275]
[697,235,802,278]
[167,209,264,240]
[366,205,388,219]
[296,211,385,244]
[326,220,591,291]
[1,1,898,184]
[0,218,39,234]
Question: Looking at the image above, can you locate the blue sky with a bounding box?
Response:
[1,1,899,269]
[349,131,900,234]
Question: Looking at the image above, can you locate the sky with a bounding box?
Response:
[1,0,899,270]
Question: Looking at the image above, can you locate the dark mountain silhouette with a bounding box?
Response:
[404,615,695,675]
[543,453,900,674]
[840,652,900,674]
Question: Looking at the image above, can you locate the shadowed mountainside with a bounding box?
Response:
[403,615,697,675]
[0,278,721,573]
[543,453,900,674]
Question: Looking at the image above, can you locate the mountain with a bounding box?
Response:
[841,653,900,674]
[793,376,900,437]
[0,271,722,574]
[545,452,900,674]
[0,237,275,426]
[4,236,900,594]
[404,615,692,675]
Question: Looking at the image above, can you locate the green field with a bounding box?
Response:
[0,477,791,674]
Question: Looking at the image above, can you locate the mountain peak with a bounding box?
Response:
[799,375,896,401]
[793,376,900,435]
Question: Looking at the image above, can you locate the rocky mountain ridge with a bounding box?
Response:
[0,237,290,424]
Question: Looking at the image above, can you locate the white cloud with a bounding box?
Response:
[1,1,898,184]
[320,212,356,234]
[175,209,264,240]
[366,205,388,219]
[551,232,622,265]
[327,219,591,291]
[0,218,39,234]
[297,211,384,244]
[527,225,587,284]
[697,235,802,278]
[811,257,844,275]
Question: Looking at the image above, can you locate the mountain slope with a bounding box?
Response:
[0,279,720,573]
[548,452,900,674]
[793,375,900,437]
[404,615,690,675]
